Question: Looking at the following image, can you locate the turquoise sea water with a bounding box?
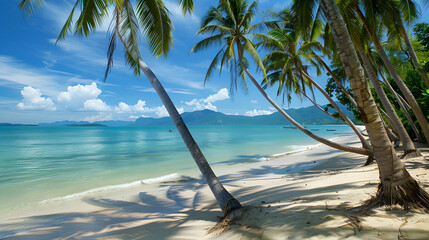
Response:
[0,125,354,213]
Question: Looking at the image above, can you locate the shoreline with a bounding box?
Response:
[0,134,342,217]
[2,133,429,239]
[0,133,357,238]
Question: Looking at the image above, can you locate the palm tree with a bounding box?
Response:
[191,0,369,157]
[293,0,429,208]
[392,0,429,88]
[337,9,421,158]
[259,27,371,151]
[355,42,420,158]
[369,53,423,142]
[19,0,242,216]
[353,2,429,143]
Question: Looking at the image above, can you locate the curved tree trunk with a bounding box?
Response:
[115,12,241,216]
[321,0,429,209]
[300,89,333,117]
[355,7,429,144]
[356,44,420,158]
[301,71,371,150]
[138,59,241,215]
[312,52,358,108]
[240,67,369,156]
[373,60,423,143]
[399,25,429,88]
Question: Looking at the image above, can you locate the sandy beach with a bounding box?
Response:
[1,134,429,240]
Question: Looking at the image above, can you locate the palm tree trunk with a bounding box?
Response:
[372,58,423,142]
[115,20,241,216]
[312,52,358,108]
[356,44,420,158]
[138,60,242,215]
[399,24,429,88]
[301,71,371,150]
[240,67,369,156]
[300,89,333,117]
[320,0,429,209]
[355,7,429,144]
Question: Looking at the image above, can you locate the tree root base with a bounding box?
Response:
[401,150,422,159]
[223,198,242,217]
[208,206,251,235]
[364,179,429,211]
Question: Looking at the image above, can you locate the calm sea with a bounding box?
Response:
[0,125,354,213]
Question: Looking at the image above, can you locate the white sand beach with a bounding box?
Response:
[1,134,429,239]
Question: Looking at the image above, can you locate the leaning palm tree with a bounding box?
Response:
[191,0,369,157]
[352,1,429,143]
[336,5,421,158]
[19,0,242,216]
[259,27,371,152]
[293,0,429,209]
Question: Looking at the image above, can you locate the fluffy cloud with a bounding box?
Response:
[114,100,183,118]
[244,109,274,117]
[57,82,101,109]
[83,113,113,123]
[185,88,229,111]
[114,100,150,113]
[204,88,229,103]
[17,86,56,111]
[250,100,258,104]
[84,99,110,111]
[153,105,184,118]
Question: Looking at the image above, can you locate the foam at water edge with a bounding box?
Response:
[40,173,180,203]
[270,143,322,158]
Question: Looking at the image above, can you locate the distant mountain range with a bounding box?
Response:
[134,104,358,126]
[1,103,358,127]
[38,120,132,127]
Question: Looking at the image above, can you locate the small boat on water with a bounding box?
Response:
[326,129,336,131]
[168,129,173,132]
[311,129,320,131]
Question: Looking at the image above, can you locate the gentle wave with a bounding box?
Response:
[270,143,322,158]
[41,173,182,203]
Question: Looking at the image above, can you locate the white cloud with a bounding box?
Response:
[114,100,183,118]
[204,88,229,103]
[115,102,133,113]
[251,100,258,104]
[57,82,102,109]
[134,100,149,112]
[17,86,56,111]
[244,109,274,117]
[154,105,184,118]
[84,99,110,111]
[185,88,229,111]
[83,113,113,123]
[43,2,113,33]
[0,56,63,96]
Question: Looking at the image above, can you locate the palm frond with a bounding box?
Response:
[116,1,142,76]
[57,1,80,43]
[75,0,110,37]
[242,37,266,79]
[204,47,226,83]
[190,34,224,53]
[177,0,194,15]
[18,0,44,16]
[135,0,173,57]
[399,0,420,26]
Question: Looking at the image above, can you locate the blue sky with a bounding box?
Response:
[1,0,429,124]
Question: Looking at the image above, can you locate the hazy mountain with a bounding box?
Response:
[39,120,132,127]
[134,104,359,126]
